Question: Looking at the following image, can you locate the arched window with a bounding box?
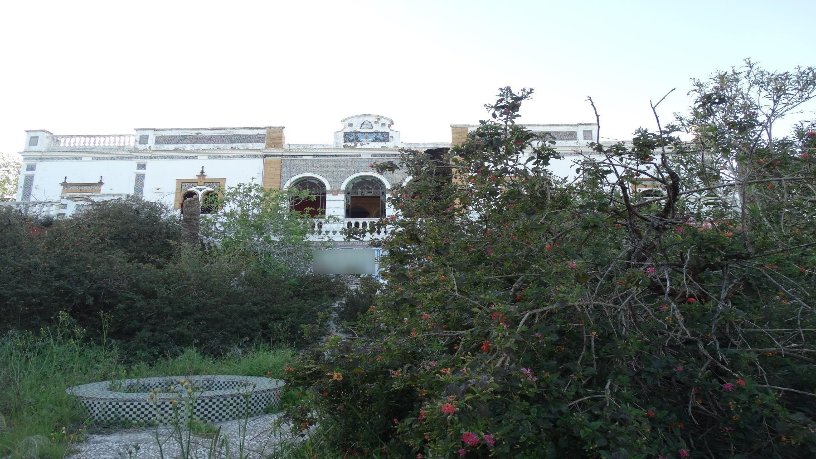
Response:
[180,187,221,215]
[345,176,386,218]
[290,177,327,217]
[200,190,221,214]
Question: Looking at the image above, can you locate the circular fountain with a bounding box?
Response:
[67,375,284,425]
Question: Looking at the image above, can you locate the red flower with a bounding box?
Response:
[490,311,506,324]
[736,378,746,387]
[686,297,697,304]
[646,409,656,418]
[440,402,456,415]
[482,433,496,447]
[421,312,431,320]
[418,408,426,422]
[480,340,491,353]
[461,431,480,446]
[678,448,690,458]
[457,448,466,457]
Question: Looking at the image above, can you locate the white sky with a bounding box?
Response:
[1,0,814,155]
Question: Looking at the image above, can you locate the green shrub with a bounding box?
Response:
[337,275,381,325]
[0,196,344,359]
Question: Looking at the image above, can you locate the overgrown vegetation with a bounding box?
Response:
[0,187,342,455]
[286,63,816,457]
[0,193,343,359]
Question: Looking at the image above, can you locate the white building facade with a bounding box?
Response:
[17,115,601,223]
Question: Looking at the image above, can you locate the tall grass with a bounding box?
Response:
[0,313,294,458]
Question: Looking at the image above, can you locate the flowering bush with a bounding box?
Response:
[287,68,816,457]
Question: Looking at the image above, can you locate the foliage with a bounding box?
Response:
[0,200,177,333]
[0,196,342,358]
[286,68,816,458]
[336,276,382,325]
[110,247,341,360]
[0,152,20,200]
[0,312,122,458]
[202,182,316,276]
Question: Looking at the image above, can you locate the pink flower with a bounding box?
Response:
[567,260,577,269]
[418,408,426,422]
[457,448,467,457]
[674,364,684,372]
[440,402,456,415]
[678,448,690,458]
[646,266,656,276]
[800,152,811,159]
[521,368,538,381]
[421,312,430,320]
[722,383,735,392]
[483,433,496,447]
[461,431,480,446]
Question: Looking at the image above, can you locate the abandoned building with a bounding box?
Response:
[15,115,602,274]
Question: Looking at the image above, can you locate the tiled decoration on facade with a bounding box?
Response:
[155,134,266,145]
[281,158,409,192]
[343,132,390,143]
[21,175,34,201]
[545,131,579,141]
[583,130,594,141]
[133,174,145,197]
[180,181,224,192]
[138,134,149,145]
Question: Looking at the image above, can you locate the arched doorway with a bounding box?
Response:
[345,176,386,218]
[290,177,327,217]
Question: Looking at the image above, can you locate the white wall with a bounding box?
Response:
[19,157,264,214]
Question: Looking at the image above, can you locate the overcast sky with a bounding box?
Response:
[1,0,813,155]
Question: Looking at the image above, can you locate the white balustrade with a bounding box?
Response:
[51,134,135,149]
[309,218,391,241]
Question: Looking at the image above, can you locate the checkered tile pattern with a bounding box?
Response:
[67,376,283,425]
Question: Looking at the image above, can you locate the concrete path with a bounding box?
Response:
[66,413,295,458]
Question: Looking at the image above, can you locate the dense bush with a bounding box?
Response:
[336,275,381,325]
[0,196,342,359]
[287,65,816,458]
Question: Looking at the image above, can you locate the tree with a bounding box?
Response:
[0,152,21,200]
[287,70,816,457]
[201,182,316,275]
